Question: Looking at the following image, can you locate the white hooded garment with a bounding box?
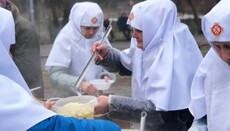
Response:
[121,0,203,111]
[0,7,29,93]
[45,2,111,81]
[0,9,56,131]
[189,0,230,130]
[0,7,15,51]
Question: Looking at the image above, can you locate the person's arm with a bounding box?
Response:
[48,66,100,96]
[96,47,132,76]
[48,66,81,95]
[108,95,163,126]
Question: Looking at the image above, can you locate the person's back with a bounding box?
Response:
[117,13,128,30]
[4,0,45,98]
[117,12,131,40]
[104,15,115,41]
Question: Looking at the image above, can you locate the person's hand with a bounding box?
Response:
[81,81,99,97]
[44,101,55,109]
[94,95,109,115]
[103,75,110,82]
[92,41,109,61]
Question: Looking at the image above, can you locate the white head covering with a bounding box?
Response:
[121,0,203,111]
[0,7,15,51]
[0,64,56,131]
[46,2,110,80]
[189,0,230,130]
[0,12,56,131]
[202,0,230,42]
[0,7,29,93]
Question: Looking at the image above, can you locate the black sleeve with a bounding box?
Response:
[96,47,132,76]
[108,95,164,126]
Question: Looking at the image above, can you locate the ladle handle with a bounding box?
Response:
[140,111,147,131]
[73,23,113,94]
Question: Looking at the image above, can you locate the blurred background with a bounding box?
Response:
[11,0,219,45]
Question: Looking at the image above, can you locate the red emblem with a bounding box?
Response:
[128,13,134,21]
[211,23,223,37]
[91,17,98,24]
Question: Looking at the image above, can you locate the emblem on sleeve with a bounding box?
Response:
[211,23,223,37]
[91,17,98,24]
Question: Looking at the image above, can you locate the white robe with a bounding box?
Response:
[46,2,111,81]
[121,0,203,111]
[189,49,230,131]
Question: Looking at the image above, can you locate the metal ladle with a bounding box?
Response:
[72,23,113,96]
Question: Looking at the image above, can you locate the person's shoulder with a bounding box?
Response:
[15,16,31,26]
[15,16,35,31]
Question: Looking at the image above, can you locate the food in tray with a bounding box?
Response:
[51,96,96,119]
[59,102,94,119]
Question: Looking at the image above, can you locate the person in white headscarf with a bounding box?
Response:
[189,0,230,131]
[45,2,115,97]
[0,7,120,131]
[92,0,203,130]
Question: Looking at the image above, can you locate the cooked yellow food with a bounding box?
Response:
[58,102,94,119]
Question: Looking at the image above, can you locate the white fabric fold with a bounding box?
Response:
[0,9,56,131]
[0,7,15,51]
[0,73,56,131]
[189,49,230,131]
